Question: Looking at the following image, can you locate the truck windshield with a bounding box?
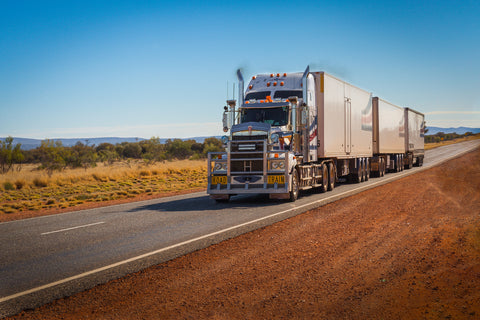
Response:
[273,90,303,99]
[241,107,289,126]
[245,91,270,100]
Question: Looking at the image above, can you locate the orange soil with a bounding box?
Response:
[8,149,480,319]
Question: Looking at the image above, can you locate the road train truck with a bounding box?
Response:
[207,66,374,202]
[207,67,425,202]
[370,98,425,177]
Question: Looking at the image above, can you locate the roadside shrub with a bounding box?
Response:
[33,177,49,188]
[92,173,108,182]
[139,170,151,177]
[3,181,15,191]
[14,179,26,190]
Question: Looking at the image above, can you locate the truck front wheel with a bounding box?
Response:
[327,162,335,191]
[289,169,299,202]
[319,164,328,193]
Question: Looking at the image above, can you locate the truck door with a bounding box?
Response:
[345,97,351,154]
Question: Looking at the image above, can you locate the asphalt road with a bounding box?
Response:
[0,140,479,317]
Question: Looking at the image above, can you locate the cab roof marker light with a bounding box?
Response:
[280,81,284,86]
[252,76,256,80]
[267,82,271,87]
[270,74,274,77]
[276,73,280,77]
[283,73,287,77]
[273,82,277,86]
[249,85,253,89]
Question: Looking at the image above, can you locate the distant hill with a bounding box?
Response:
[426,126,480,135]
[0,136,222,150]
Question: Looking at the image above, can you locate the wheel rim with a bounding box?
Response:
[291,170,298,200]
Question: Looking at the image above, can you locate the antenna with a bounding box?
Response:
[227,81,229,100]
[233,83,235,100]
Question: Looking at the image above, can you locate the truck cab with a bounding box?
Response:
[208,71,313,202]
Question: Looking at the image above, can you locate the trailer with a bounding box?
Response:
[404,107,425,167]
[371,97,406,176]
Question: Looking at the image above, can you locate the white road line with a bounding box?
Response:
[40,222,105,236]
[1,142,478,304]
[0,176,417,304]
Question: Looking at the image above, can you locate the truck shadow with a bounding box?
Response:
[128,194,280,213]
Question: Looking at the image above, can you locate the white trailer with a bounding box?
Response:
[404,107,425,167]
[314,72,373,182]
[371,97,406,176]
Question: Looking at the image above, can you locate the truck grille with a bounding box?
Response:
[232,135,267,141]
[230,139,266,174]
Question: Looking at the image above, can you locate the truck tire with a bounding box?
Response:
[352,159,363,183]
[319,163,328,193]
[327,162,335,191]
[380,158,385,177]
[365,158,370,181]
[362,159,367,181]
[289,169,299,202]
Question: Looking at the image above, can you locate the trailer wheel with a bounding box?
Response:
[289,169,299,202]
[360,159,365,182]
[352,159,363,183]
[327,163,335,191]
[365,158,370,181]
[319,164,328,193]
[380,158,385,177]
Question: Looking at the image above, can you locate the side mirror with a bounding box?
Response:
[301,105,308,125]
[222,107,229,132]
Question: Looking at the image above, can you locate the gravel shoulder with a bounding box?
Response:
[8,148,480,319]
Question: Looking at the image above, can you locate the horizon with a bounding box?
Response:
[1,1,479,139]
[2,125,479,143]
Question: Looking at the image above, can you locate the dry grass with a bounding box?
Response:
[0,160,207,215]
[425,133,480,150]
[1,134,478,216]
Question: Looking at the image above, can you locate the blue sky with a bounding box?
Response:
[1,0,479,139]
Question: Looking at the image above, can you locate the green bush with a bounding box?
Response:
[3,181,15,191]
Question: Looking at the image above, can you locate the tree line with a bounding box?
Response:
[424,131,475,143]
[0,137,223,174]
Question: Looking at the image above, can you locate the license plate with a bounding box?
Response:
[268,175,285,184]
[212,176,227,185]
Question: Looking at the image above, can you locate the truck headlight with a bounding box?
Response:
[214,162,227,171]
[270,160,285,170]
[271,133,279,144]
[221,136,229,145]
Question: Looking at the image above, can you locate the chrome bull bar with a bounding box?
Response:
[207,140,290,195]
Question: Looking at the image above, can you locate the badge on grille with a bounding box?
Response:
[248,126,252,135]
